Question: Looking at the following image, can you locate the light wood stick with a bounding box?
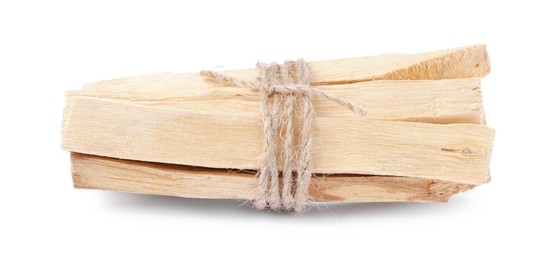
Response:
[71,153,475,203]
[62,96,494,185]
[69,78,485,124]
[82,45,489,94]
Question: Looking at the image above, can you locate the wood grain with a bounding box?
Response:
[82,45,489,93]
[69,78,485,124]
[62,96,494,185]
[72,153,474,203]
[63,45,494,204]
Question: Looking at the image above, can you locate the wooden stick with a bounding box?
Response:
[71,153,475,203]
[64,46,493,205]
[62,95,494,185]
[81,45,489,93]
[69,78,485,124]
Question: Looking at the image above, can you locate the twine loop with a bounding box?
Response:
[201,59,365,212]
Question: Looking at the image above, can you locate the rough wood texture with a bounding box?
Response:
[72,153,474,203]
[69,78,485,124]
[82,45,489,93]
[62,95,493,185]
[63,45,494,205]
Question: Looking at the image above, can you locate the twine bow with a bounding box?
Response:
[201,59,365,212]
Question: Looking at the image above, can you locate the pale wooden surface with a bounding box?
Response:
[82,45,489,93]
[62,96,493,185]
[72,153,474,203]
[69,78,485,124]
[63,45,494,202]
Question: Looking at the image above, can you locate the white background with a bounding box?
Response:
[1,0,553,259]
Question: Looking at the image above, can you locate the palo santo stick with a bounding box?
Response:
[62,96,494,185]
[82,45,489,93]
[69,78,485,124]
[71,153,474,203]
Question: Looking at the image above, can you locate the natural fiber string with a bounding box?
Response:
[280,61,296,209]
[294,61,314,212]
[201,59,365,212]
[267,63,282,209]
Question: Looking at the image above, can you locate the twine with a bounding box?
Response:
[201,59,365,212]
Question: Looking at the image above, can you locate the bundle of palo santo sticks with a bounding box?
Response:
[62,45,494,212]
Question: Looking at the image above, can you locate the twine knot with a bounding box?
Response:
[201,59,365,212]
